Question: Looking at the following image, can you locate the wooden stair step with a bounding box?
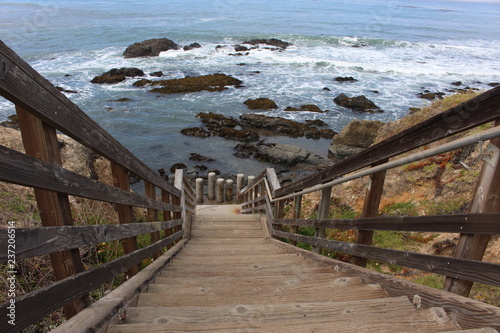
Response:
[138,281,387,307]
[186,238,269,245]
[194,214,261,222]
[193,221,262,230]
[190,229,265,238]
[170,253,310,265]
[153,272,348,285]
[108,297,459,333]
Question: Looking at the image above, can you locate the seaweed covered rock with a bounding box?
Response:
[334,93,381,112]
[135,74,243,94]
[240,114,335,139]
[243,98,278,110]
[284,104,326,113]
[180,127,212,138]
[215,127,259,142]
[123,38,179,58]
[242,38,292,49]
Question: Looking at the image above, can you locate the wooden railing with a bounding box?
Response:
[0,41,195,332]
[240,86,500,330]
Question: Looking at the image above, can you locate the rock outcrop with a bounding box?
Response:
[244,98,278,110]
[242,38,292,49]
[123,38,179,58]
[328,119,384,161]
[91,68,144,84]
[134,74,243,94]
[284,104,326,113]
[240,114,335,139]
[334,93,381,112]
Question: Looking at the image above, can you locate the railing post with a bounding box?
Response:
[144,181,161,260]
[161,189,174,249]
[216,178,225,203]
[236,173,244,202]
[111,162,141,276]
[290,195,302,246]
[16,106,90,318]
[226,179,234,202]
[352,159,388,267]
[195,178,204,203]
[312,186,332,254]
[444,120,500,296]
[208,172,216,201]
[174,169,186,240]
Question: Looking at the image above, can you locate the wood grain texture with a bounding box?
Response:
[0,220,182,261]
[0,144,181,212]
[273,230,500,287]
[274,213,500,234]
[0,41,180,196]
[268,238,500,330]
[0,231,184,333]
[277,86,500,196]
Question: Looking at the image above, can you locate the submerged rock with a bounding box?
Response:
[244,98,278,110]
[180,127,212,138]
[196,112,239,129]
[285,104,326,113]
[333,93,381,112]
[328,119,384,161]
[136,74,243,94]
[189,153,214,162]
[123,38,179,58]
[215,127,259,142]
[183,42,202,51]
[335,76,358,82]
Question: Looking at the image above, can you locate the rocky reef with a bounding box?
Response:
[123,38,179,58]
[134,74,243,94]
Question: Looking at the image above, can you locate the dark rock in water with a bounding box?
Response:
[196,112,239,129]
[242,38,292,49]
[180,127,212,138]
[240,114,336,139]
[351,42,369,48]
[137,74,243,94]
[150,71,163,77]
[111,97,131,102]
[409,107,421,114]
[451,81,463,86]
[333,93,381,112]
[170,162,187,173]
[234,143,259,159]
[91,67,145,84]
[419,92,445,100]
[488,82,500,87]
[328,119,384,161]
[323,87,331,91]
[91,74,126,84]
[157,168,168,181]
[0,114,19,130]
[123,38,179,58]
[234,45,249,52]
[305,119,328,127]
[335,76,358,82]
[285,104,326,113]
[284,106,299,112]
[56,86,78,94]
[190,153,215,162]
[194,165,208,171]
[215,127,259,142]
[244,98,278,110]
[183,42,201,51]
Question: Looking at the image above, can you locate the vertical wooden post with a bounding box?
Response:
[226,179,234,202]
[207,172,216,201]
[111,162,140,276]
[144,181,161,260]
[444,121,500,296]
[312,186,332,254]
[236,173,244,202]
[290,195,302,246]
[161,189,174,249]
[352,160,388,267]
[216,178,225,203]
[173,169,185,241]
[274,199,285,232]
[16,107,90,318]
[195,178,204,203]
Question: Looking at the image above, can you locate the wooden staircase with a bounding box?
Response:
[106,208,492,333]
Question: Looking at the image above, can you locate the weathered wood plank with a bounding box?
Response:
[50,239,188,333]
[190,229,265,238]
[193,221,262,230]
[273,230,500,287]
[144,181,161,260]
[0,230,184,333]
[0,220,182,261]
[266,167,281,195]
[0,144,181,212]
[0,41,180,196]
[269,238,500,330]
[274,213,500,234]
[16,107,90,318]
[277,86,500,196]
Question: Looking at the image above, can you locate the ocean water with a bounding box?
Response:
[1,0,499,178]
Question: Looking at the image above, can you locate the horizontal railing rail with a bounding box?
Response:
[0,41,195,332]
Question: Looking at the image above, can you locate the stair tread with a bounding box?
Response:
[109,297,458,332]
